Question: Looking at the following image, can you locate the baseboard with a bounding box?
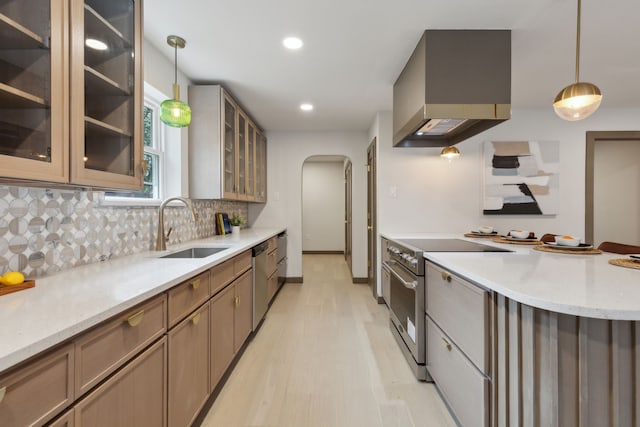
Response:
[286,276,303,283]
[302,250,345,254]
[376,295,385,304]
[352,277,368,284]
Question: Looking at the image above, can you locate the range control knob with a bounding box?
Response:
[409,257,418,266]
[390,247,400,254]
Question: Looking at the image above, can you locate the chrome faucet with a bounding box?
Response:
[155,197,198,251]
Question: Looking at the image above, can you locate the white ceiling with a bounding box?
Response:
[144,0,640,132]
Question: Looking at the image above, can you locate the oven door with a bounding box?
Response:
[384,260,425,364]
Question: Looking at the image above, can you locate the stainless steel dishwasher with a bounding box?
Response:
[252,241,269,330]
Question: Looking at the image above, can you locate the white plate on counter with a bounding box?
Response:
[543,242,593,250]
[501,235,538,242]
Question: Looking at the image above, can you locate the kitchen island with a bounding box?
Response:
[383,233,640,427]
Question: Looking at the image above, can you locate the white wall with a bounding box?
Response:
[370,106,640,296]
[248,132,369,280]
[302,162,345,252]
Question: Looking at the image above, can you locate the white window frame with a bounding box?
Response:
[102,82,177,206]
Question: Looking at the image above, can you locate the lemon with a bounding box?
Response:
[2,271,25,286]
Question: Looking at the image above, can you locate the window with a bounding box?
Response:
[105,83,167,203]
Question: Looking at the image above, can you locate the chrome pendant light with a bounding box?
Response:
[553,0,602,121]
[160,35,192,127]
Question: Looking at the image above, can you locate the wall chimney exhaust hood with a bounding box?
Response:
[393,30,511,148]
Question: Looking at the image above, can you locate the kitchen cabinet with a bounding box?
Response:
[73,338,167,427]
[73,294,166,397]
[167,271,210,328]
[0,0,68,183]
[425,261,492,427]
[189,85,267,202]
[0,0,143,190]
[267,238,278,303]
[48,408,74,427]
[168,302,210,427]
[210,269,253,391]
[70,0,143,189]
[0,343,74,427]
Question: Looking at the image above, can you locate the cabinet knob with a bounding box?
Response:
[126,310,145,327]
[0,386,6,403]
[191,313,201,325]
[441,272,452,283]
[441,338,452,351]
[191,279,200,290]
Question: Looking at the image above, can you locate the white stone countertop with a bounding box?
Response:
[0,228,285,373]
[381,233,640,321]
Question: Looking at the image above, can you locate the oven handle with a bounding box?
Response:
[383,261,417,290]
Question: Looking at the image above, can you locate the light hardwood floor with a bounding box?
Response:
[201,254,456,427]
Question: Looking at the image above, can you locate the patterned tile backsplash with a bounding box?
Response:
[0,186,248,278]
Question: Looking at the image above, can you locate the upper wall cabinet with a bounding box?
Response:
[189,85,267,202]
[0,0,68,183]
[0,0,143,190]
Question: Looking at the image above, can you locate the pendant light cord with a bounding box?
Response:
[174,42,178,86]
[575,0,581,82]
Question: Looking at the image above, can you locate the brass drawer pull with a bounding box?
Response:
[442,338,452,351]
[126,310,145,327]
[234,296,240,307]
[0,386,6,403]
[191,313,201,325]
[441,272,452,283]
[191,279,200,290]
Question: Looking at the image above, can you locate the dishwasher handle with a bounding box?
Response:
[252,241,269,256]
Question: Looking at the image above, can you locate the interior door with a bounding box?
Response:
[367,138,377,299]
[586,131,640,246]
[344,161,353,274]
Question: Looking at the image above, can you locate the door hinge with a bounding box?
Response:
[367,164,371,172]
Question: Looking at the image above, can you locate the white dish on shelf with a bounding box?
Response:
[543,242,593,250]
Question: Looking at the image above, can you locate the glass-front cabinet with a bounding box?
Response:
[255,130,267,202]
[246,121,256,201]
[222,93,237,198]
[0,0,142,190]
[70,0,143,189]
[0,0,68,182]
[237,110,247,200]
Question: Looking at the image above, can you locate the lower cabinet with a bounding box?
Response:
[210,269,253,392]
[0,344,74,427]
[73,338,167,427]
[168,303,210,427]
[48,408,74,427]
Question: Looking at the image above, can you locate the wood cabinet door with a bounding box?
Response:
[210,285,235,391]
[0,0,69,183]
[246,121,256,200]
[234,270,253,353]
[49,408,74,427]
[74,337,167,427]
[0,343,74,427]
[236,110,248,201]
[168,303,210,427]
[69,0,144,189]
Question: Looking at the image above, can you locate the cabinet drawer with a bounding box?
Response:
[0,343,74,427]
[74,295,166,396]
[48,408,74,427]
[427,317,489,427]
[234,250,252,276]
[167,271,210,328]
[74,338,167,427]
[267,270,278,303]
[211,259,235,295]
[426,262,490,373]
[267,249,278,276]
[266,237,277,253]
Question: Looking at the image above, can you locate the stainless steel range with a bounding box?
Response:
[382,237,509,381]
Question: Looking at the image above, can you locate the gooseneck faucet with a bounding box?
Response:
[155,197,198,251]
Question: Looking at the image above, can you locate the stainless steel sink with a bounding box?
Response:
[159,247,229,259]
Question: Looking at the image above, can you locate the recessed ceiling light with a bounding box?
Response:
[85,38,108,51]
[283,37,303,50]
[300,103,313,111]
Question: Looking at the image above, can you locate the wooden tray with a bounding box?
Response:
[609,259,640,270]
[533,246,602,255]
[0,280,35,296]
[464,232,498,239]
[492,237,542,245]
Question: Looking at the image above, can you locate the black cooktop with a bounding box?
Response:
[397,238,511,253]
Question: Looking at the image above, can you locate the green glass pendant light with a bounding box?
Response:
[160,35,192,127]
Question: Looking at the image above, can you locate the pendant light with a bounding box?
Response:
[160,35,191,127]
[553,0,602,121]
[440,146,460,160]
